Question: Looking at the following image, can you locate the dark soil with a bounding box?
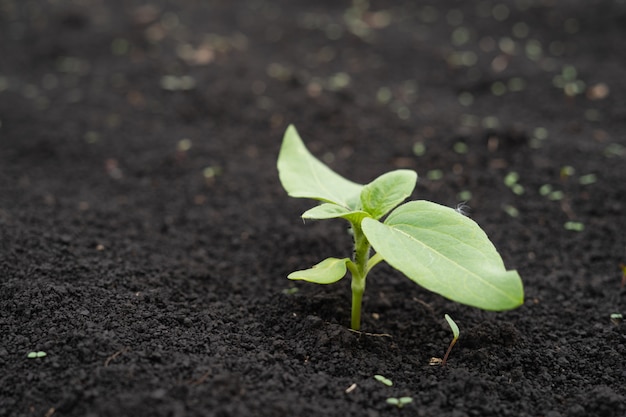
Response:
[2,1,626,416]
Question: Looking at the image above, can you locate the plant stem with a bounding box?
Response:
[350,276,364,330]
[442,338,458,366]
[348,222,372,330]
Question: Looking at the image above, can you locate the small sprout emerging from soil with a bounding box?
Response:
[564,221,584,232]
[539,184,552,196]
[604,143,625,158]
[549,191,564,201]
[539,184,565,201]
[412,142,426,156]
[504,171,524,195]
[386,397,413,408]
[533,127,549,140]
[27,351,47,359]
[202,166,222,179]
[278,125,524,330]
[442,314,460,366]
[578,173,597,185]
[502,204,519,218]
[553,65,586,97]
[610,313,623,326]
[457,190,472,202]
[453,142,468,154]
[504,172,519,187]
[160,74,196,91]
[374,375,393,387]
[426,169,443,180]
[560,165,575,180]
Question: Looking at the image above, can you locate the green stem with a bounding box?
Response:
[350,275,364,330]
[348,222,372,330]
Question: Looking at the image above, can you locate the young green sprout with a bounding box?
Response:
[277,125,524,330]
[374,375,393,387]
[610,313,623,325]
[442,314,460,366]
[386,397,413,408]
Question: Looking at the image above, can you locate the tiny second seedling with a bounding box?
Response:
[442,314,460,366]
[386,397,413,408]
[374,374,393,387]
[278,125,524,330]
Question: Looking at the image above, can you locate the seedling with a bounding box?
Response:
[282,287,299,295]
[442,314,460,366]
[610,313,623,325]
[27,351,47,359]
[564,221,584,232]
[386,397,413,408]
[278,125,524,330]
[374,374,393,387]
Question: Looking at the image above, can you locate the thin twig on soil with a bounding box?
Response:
[104,347,130,367]
[347,328,393,338]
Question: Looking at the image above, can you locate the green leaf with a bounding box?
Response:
[444,314,460,339]
[398,397,413,406]
[288,257,350,284]
[361,201,523,310]
[278,125,363,209]
[374,374,393,386]
[360,170,417,219]
[302,203,371,223]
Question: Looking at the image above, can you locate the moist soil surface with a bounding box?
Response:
[1,1,626,416]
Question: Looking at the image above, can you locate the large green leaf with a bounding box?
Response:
[361,201,523,310]
[302,203,371,224]
[360,170,417,219]
[288,257,350,284]
[277,125,363,209]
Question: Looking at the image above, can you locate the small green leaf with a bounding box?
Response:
[444,314,460,339]
[398,397,413,406]
[278,125,363,209]
[288,257,350,284]
[564,221,584,231]
[502,204,519,217]
[504,171,519,187]
[302,203,370,223]
[374,374,393,386]
[539,184,552,196]
[360,170,417,219]
[386,398,399,406]
[427,169,443,180]
[578,173,597,185]
[361,201,523,310]
[27,351,47,358]
[386,397,413,408]
[548,190,564,200]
